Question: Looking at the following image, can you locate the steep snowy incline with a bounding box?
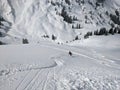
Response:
[0,0,75,43]
[0,0,120,44]
[0,41,120,90]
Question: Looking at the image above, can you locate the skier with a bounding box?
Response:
[69,51,72,56]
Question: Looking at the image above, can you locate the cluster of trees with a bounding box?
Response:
[94,27,120,36]
[61,7,78,24]
[95,0,105,9]
[22,34,57,44]
[42,35,49,38]
[84,32,92,39]
[22,38,29,44]
[72,24,81,29]
[109,27,120,34]
[65,0,71,5]
[0,16,5,37]
[110,12,120,25]
[94,28,108,35]
[84,27,120,39]
[42,34,57,40]
[0,16,12,37]
[73,16,78,21]
[88,0,105,9]
[75,0,85,5]
[61,7,73,23]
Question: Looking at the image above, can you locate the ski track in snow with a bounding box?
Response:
[9,67,54,90]
[38,43,120,70]
[0,57,61,90]
[0,44,120,90]
[15,71,30,90]
[0,0,120,89]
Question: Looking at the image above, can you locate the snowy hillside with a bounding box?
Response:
[0,0,120,44]
[0,0,120,90]
[0,40,120,90]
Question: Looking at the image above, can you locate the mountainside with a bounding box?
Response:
[0,1,120,90]
[0,0,120,44]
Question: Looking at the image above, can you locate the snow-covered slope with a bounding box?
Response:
[0,0,120,44]
[0,41,120,90]
[0,0,120,90]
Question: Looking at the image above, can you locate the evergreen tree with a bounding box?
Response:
[115,10,119,16]
[0,32,2,37]
[99,27,107,35]
[118,29,120,34]
[94,30,99,35]
[78,24,81,29]
[52,35,57,40]
[72,25,74,29]
[114,28,117,33]
[0,41,3,45]
[109,28,114,35]
[75,36,79,40]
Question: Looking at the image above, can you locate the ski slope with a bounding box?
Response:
[0,38,120,90]
[0,0,120,90]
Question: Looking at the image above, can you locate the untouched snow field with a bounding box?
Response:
[0,36,120,90]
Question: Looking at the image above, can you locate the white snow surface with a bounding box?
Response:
[0,38,120,90]
[0,0,120,90]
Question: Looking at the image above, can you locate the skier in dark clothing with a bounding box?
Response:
[69,51,72,56]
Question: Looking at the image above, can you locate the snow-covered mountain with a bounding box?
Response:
[0,0,120,44]
[0,1,120,90]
